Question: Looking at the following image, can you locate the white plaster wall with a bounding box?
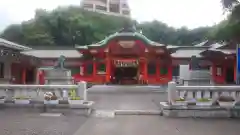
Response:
[179,64,190,80]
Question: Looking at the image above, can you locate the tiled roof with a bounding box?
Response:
[171,48,205,58]
[0,38,32,50]
[21,50,82,58]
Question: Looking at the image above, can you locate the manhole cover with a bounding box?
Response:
[94,110,115,118]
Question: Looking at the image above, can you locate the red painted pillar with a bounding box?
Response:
[93,61,97,78]
[168,64,173,80]
[22,68,26,84]
[105,58,111,83]
[222,65,226,84]
[156,61,160,78]
[144,60,148,81]
[212,64,216,82]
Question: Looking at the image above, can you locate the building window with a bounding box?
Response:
[0,62,4,78]
[110,4,120,13]
[80,66,84,75]
[83,4,93,8]
[210,67,212,75]
[97,63,106,74]
[148,63,156,75]
[160,66,168,75]
[86,63,93,75]
[216,66,222,76]
[122,10,130,15]
[96,5,107,11]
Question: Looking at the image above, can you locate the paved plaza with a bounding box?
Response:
[1,85,240,135]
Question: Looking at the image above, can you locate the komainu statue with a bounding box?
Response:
[54,55,66,69]
[189,55,200,70]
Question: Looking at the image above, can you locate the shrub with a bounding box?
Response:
[197,98,211,102]
[14,96,30,100]
[69,96,81,100]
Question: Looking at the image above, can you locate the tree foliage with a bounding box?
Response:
[0,6,210,46]
[210,0,240,42]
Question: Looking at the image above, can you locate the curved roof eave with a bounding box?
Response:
[0,38,32,51]
[75,32,166,49]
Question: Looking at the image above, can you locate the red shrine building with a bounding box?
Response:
[0,29,237,85]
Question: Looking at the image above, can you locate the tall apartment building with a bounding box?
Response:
[80,0,130,17]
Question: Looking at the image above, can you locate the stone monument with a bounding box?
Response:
[43,55,73,85]
[41,55,73,97]
[187,55,211,85]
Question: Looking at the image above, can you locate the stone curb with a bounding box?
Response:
[160,102,240,118]
[114,110,162,115]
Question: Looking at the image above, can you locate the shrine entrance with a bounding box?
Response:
[111,59,139,84]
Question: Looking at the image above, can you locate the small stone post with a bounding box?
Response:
[62,89,68,100]
[168,81,177,105]
[77,81,87,101]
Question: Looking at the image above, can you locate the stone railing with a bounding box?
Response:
[167,81,240,106]
[0,81,88,102]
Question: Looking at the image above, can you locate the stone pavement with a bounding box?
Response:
[0,110,88,135]
[1,85,240,135]
[73,116,240,135]
[1,111,240,135]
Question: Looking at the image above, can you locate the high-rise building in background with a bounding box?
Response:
[80,0,130,17]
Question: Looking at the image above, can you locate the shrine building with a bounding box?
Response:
[0,28,237,85]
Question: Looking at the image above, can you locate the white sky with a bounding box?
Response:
[0,0,225,32]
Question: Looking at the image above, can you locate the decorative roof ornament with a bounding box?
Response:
[119,22,136,33]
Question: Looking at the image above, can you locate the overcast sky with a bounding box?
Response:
[0,0,225,32]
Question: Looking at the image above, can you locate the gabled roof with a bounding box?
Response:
[171,48,206,58]
[0,38,32,51]
[75,31,165,49]
[200,42,236,56]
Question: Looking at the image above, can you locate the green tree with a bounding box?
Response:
[1,6,210,46]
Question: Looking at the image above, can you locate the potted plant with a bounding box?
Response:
[14,96,31,104]
[196,98,212,106]
[44,92,59,105]
[172,97,186,106]
[217,95,235,108]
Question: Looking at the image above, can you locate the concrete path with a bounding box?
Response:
[73,116,240,135]
[2,111,240,135]
[0,110,88,135]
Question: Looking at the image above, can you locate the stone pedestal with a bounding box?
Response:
[187,70,211,85]
[44,68,73,85]
[43,68,73,98]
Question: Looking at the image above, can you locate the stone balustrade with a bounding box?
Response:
[176,85,240,101]
[167,81,240,106]
[161,82,240,118]
[0,81,88,102]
